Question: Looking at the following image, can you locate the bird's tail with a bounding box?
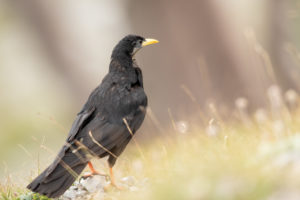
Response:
[27,144,88,198]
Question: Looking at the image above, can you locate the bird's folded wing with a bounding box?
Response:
[67,106,96,142]
[80,116,130,155]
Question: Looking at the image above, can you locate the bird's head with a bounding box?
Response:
[111,35,159,60]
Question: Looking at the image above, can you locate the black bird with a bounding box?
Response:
[27,35,159,198]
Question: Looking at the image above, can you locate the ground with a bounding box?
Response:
[2,92,300,200]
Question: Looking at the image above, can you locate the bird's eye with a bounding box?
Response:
[132,41,137,46]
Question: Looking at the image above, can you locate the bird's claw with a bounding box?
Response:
[82,171,108,179]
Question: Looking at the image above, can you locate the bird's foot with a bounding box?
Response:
[82,161,108,179]
[82,171,108,179]
[104,181,125,191]
[104,167,125,191]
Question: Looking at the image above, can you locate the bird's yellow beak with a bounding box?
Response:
[142,38,159,47]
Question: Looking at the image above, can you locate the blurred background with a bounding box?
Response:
[1,0,300,183]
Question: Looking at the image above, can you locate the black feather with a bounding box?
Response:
[27,35,148,198]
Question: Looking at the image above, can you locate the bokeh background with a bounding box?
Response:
[1,0,300,183]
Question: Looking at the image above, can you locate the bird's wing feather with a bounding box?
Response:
[82,117,130,156]
[66,106,96,142]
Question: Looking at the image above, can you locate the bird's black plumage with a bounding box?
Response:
[27,35,156,198]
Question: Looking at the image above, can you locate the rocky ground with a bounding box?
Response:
[59,175,147,200]
[17,174,148,200]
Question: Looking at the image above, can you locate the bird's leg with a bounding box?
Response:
[88,162,103,175]
[104,167,124,190]
[82,161,107,178]
[109,167,117,187]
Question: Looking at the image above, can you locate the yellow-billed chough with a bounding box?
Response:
[27,35,159,198]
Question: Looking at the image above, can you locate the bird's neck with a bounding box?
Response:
[109,54,134,73]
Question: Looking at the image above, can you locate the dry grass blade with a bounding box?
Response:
[123,118,146,161]
[17,144,34,159]
[39,145,79,179]
[180,84,197,103]
[88,131,117,159]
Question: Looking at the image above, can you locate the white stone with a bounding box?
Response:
[81,175,106,193]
